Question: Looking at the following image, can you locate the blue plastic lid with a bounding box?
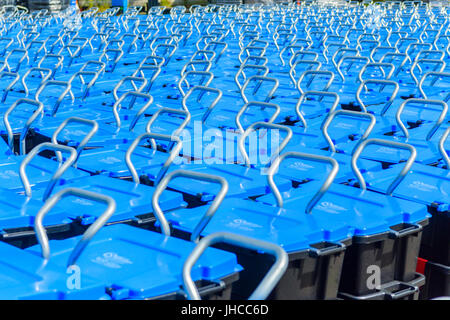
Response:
[31,175,187,224]
[336,134,441,164]
[26,224,242,300]
[278,145,382,183]
[368,163,450,211]
[0,139,9,158]
[165,163,292,201]
[0,155,88,193]
[0,188,74,230]
[0,241,107,300]
[75,144,170,177]
[257,181,429,237]
[164,197,351,253]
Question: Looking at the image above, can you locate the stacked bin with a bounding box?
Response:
[0,0,448,300]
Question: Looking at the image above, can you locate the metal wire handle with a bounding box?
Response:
[182,86,222,125]
[289,59,322,88]
[396,98,448,141]
[331,47,358,73]
[296,70,335,95]
[34,188,116,267]
[178,71,214,97]
[235,64,269,91]
[322,110,376,153]
[351,138,417,196]
[132,65,161,93]
[3,98,44,155]
[358,62,395,83]
[20,67,52,97]
[235,101,281,135]
[51,117,98,166]
[68,70,100,101]
[112,91,153,130]
[295,91,340,129]
[19,142,77,201]
[336,55,370,82]
[35,80,73,116]
[410,58,446,87]
[152,170,229,243]
[112,76,148,102]
[182,232,288,300]
[356,79,399,115]
[439,127,450,169]
[238,122,293,168]
[0,71,19,103]
[139,55,165,68]
[146,107,191,139]
[126,132,183,185]
[180,60,212,78]
[240,75,279,104]
[419,71,450,101]
[267,151,339,213]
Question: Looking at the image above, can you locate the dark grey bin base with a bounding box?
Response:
[338,272,425,300]
[339,220,427,297]
[143,272,240,300]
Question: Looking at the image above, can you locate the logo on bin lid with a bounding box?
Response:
[409,180,437,192]
[226,218,262,231]
[333,122,355,130]
[0,170,18,179]
[91,252,132,269]
[99,156,122,164]
[375,146,397,154]
[288,161,314,171]
[316,201,348,213]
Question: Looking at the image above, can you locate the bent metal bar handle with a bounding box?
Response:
[336,55,370,83]
[0,71,20,103]
[267,151,339,213]
[20,142,77,201]
[3,98,44,155]
[235,101,280,135]
[235,64,269,91]
[358,62,395,83]
[181,86,221,124]
[35,80,73,116]
[112,75,148,102]
[152,169,228,243]
[112,91,153,129]
[295,91,340,129]
[146,107,191,139]
[34,188,116,267]
[351,138,417,196]
[51,117,98,165]
[182,232,288,300]
[178,71,214,97]
[126,132,182,185]
[356,79,399,115]
[396,98,448,141]
[240,75,279,104]
[322,110,376,153]
[296,70,334,95]
[20,68,52,97]
[419,71,450,100]
[238,122,293,168]
[439,127,450,169]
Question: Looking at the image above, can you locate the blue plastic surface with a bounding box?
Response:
[26,224,242,300]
